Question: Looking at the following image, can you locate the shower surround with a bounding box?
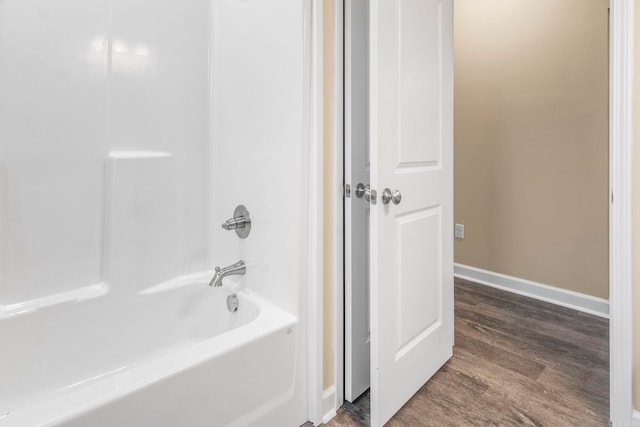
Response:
[0,0,311,425]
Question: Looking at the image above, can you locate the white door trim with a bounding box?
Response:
[331,0,345,416]
[320,0,635,425]
[307,0,324,424]
[609,0,634,424]
[308,0,345,424]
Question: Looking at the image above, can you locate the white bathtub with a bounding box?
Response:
[0,273,298,427]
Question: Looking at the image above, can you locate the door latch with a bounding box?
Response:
[370,189,377,204]
[365,187,377,205]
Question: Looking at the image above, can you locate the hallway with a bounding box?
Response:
[321,278,609,426]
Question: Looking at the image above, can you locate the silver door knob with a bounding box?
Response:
[382,188,402,205]
[355,183,366,198]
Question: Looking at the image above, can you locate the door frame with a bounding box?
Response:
[309,0,635,424]
[609,0,634,424]
[332,0,346,417]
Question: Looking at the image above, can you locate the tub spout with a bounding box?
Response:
[208,260,246,287]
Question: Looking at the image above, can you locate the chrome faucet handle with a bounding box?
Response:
[222,218,245,230]
[221,205,251,239]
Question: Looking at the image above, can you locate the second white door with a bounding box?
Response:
[345,0,371,403]
[345,0,454,425]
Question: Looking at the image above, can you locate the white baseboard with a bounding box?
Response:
[322,386,337,424]
[633,410,640,427]
[454,263,609,319]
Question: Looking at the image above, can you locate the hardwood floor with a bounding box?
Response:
[315,278,609,427]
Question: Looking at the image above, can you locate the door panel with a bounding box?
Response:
[396,207,441,355]
[398,0,442,166]
[369,0,454,425]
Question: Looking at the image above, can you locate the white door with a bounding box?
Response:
[369,0,454,426]
[344,0,371,403]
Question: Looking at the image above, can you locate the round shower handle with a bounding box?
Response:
[382,188,402,205]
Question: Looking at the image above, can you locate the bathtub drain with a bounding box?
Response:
[226,294,239,313]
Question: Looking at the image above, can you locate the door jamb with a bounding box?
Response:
[308,0,325,424]
[332,0,346,416]
[322,0,635,425]
[609,0,634,424]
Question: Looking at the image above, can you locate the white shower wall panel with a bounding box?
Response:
[0,0,211,305]
[0,0,110,304]
[105,152,181,293]
[109,0,211,278]
[211,0,308,315]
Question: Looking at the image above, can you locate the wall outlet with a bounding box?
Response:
[455,224,465,239]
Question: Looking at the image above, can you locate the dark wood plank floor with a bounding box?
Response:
[313,278,609,427]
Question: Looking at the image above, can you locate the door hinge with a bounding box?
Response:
[345,184,351,198]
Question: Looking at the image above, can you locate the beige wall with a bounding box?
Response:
[633,0,640,411]
[323,0,335,391]
[454,0,610,299]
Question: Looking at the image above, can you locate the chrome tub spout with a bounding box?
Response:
[209,260,246,287]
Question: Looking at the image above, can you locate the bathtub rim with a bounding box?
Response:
[0,290,297,427]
